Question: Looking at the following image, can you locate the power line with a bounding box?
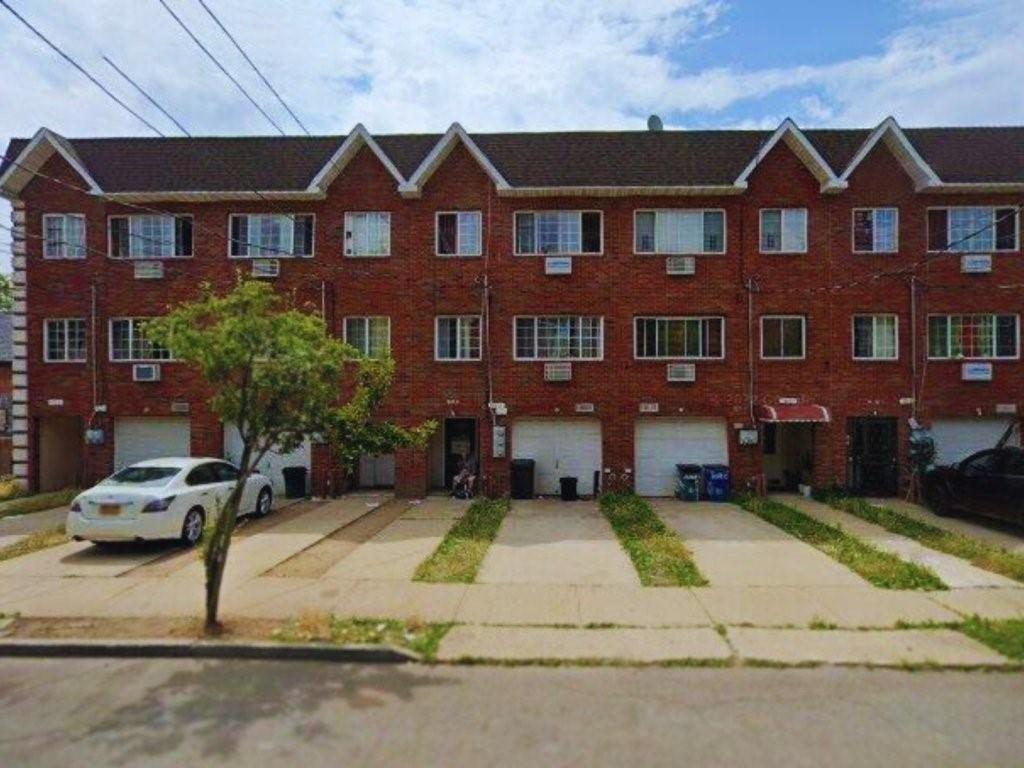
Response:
[103,56,192,137]
[156,0,285,135]
[193,0,309,135]
[0,0,165,136]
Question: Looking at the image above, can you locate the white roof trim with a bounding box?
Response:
[399,122,510,198]
[733,118,845,193]
[306,124,405,192]
[499,184,744,198]
[0,127,102,198]
[103,190,325,203]
[840,117,941,190]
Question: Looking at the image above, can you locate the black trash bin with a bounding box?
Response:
[559,476,579,502]
[510,459,535,500]
[675,463,703,502]
[282,466,308,499]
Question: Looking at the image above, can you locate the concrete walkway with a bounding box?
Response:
[871,497,1024,555]
[654,500,867,587]
[775,494,1021,588]
[477,499,640,586]
[0,505,70,551]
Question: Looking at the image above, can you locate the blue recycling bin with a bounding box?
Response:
[702,464,731,502]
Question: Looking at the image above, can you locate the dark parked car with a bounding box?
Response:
[924,447,1024,525]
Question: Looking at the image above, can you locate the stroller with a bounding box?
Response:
[452,452,478,499]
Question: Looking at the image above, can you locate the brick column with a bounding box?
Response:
[9,201,28,490]
[395,445,429,498]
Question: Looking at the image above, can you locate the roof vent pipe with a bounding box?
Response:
[647,114,663,132]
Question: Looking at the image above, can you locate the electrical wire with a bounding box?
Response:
[103,56,192,136]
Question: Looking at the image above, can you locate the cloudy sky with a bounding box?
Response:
[1,0,1022,268]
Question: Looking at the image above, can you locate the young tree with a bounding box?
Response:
[0,273,13,312]
[146,278,433,631]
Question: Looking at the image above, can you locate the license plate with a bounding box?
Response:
[99,504,121,517]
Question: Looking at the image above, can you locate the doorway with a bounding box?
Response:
[763,422,815,491]
[37,416,83,492]
[444,418,477,490]
[848,417,898,496]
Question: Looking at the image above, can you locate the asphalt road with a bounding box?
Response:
[0,658,1022,767]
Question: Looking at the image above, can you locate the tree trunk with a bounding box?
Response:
[204,443,253,632]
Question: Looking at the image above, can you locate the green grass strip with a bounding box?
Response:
[0,488,78,519]
[815,490,1024,584]
[274,616,452,660]
[599,492,708,587]
[736,494,946,591]
[0,525,68,563]
[959,617,1024,661]
[414,497,510,583]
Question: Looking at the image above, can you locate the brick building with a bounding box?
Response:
[0,118,1021,498]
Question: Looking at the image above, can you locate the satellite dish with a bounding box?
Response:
[647,114,664,131]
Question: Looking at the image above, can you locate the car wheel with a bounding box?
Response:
[181,508,205,547]
[255,487,272,517]
[928,485,955,517]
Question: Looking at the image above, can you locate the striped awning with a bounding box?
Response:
[757,404,831,423]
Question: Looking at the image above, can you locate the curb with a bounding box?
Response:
[0,638,419,664]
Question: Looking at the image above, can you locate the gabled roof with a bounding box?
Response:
[3,120,1024,200]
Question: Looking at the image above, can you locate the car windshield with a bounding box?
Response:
[101,466,180,488]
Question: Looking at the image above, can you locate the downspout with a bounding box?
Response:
[909,275,917,419]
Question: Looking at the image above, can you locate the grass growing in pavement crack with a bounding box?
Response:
[414,497,510,583]
[958,617,1024,661]
[735,494,946,591]
[599,493,708,587]
[815,490,1024,584]
[273,614,452,660]
[0,525,68,563]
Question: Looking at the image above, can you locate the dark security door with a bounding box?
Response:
[444,419,477,489]
[849,417,898,496]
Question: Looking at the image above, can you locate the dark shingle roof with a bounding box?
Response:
[3,126,1024,191]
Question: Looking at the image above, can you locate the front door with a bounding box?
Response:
[849,417,898,496]
[444,419,477,489]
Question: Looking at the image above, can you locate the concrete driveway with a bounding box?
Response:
[477,499,640,586]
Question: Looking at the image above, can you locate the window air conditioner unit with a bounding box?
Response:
[667,363,696,382]
[545,256,573,275]
[960,254,992,274]
[133,261,164,280]
[961,362,993,382]
[544,362,572,382]
[252,259,280,278]
[665,255,696,276]
[133,363,161,383]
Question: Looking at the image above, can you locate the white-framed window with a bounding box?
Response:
[109,318,172,362]
[634,210,725,254]
[344,316,391,358]
[109,215,193,259]
[514,211,602,255]
[760,208,808,253]
[435,315,481,361]
[634,317,724,359]
[927,207,1019,252]
[514,316,604,361]
[927,314,1019,360]
[436,211,482,256]
[852,314,898,360]
[852,208,898,253]
[229,214,314,257]
[761,315,806,360]
[43,318,87,362]
[344,212,390,257]
[42,214,86,259]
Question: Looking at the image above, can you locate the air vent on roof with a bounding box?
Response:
[252,259,280,278]
[134,261,164,280]
[666,255,696,276]
[647,114,663,132]
[544,362,572,382]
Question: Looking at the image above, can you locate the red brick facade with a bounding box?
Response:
[15,135,1024,497]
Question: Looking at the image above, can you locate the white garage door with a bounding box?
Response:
[224,423,311,497]
[114,417,191,469]
[512,419,602,496]
[931,418,1019,465]
[635,418,729,497]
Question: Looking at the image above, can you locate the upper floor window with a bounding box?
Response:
[514,316,603,361]
[344,316,390,358]
[109,318,172,362]
[634,210,725,254]
[229,214,314,257]
[436,212,482,256]
[852,314,898,360]
[435,315,481,361]
[927,314,1018,360]
[634,317,724,360]
[109,215,193,259]
[760,209,807,253]
[853,208,898,253]
[927,207,1019,252]
[44,318,87,362]
[43,214,86,259]
[514,211,601,255]
[344,212,390,257]
[761,315,806,360]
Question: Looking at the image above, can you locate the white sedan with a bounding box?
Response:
[66,458,273,546]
